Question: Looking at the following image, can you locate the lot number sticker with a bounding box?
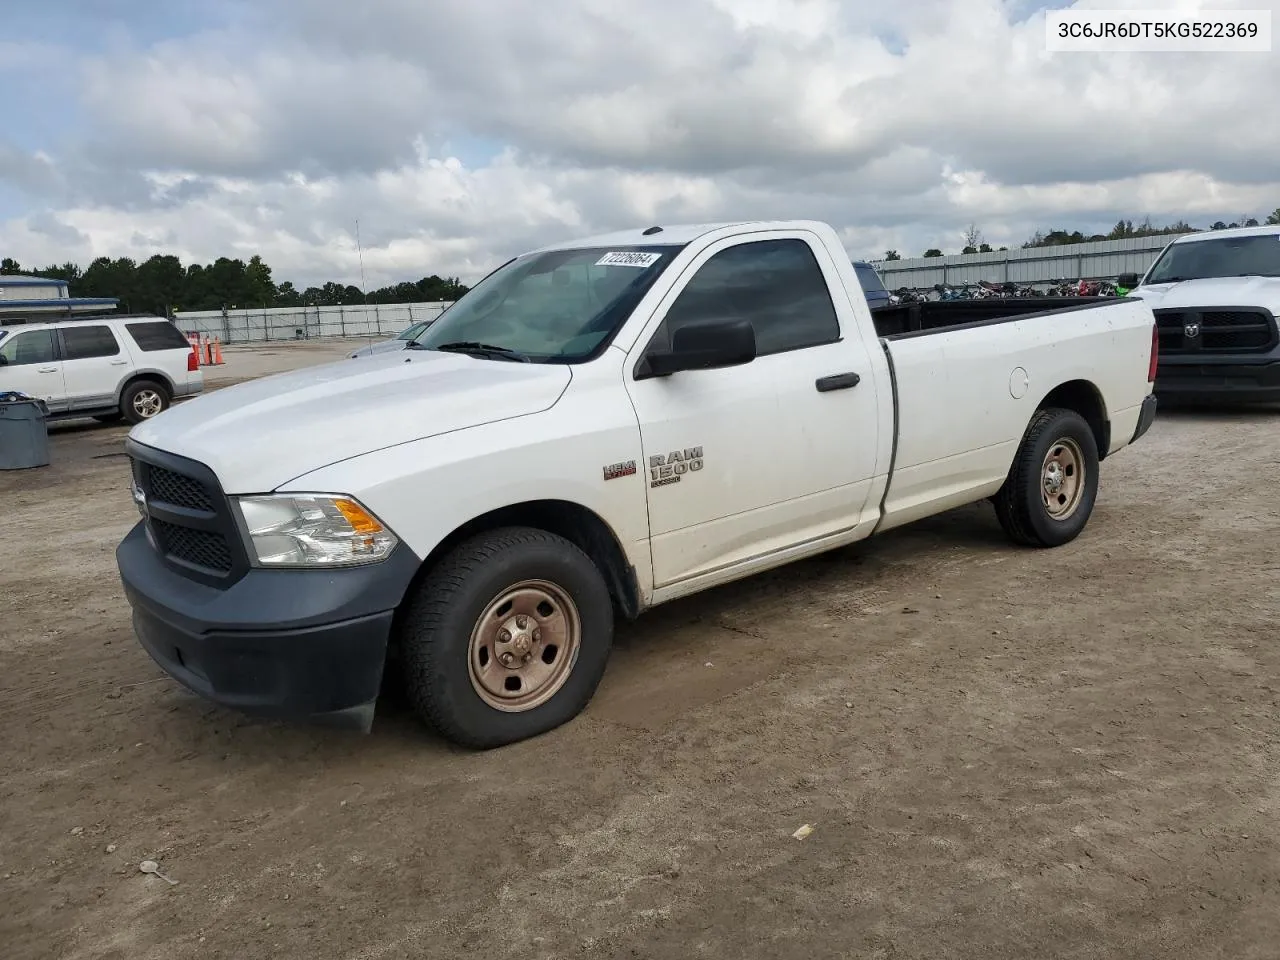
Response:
[595,251,663,268]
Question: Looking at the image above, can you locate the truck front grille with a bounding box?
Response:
[128,442,248,586]
[147,465,216,513]
[149,519,235,573]
[1155,308,1276,354]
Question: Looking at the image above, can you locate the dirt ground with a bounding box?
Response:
[2,374,1279,958]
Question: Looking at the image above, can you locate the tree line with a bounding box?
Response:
[882,207,1280,261]
[0,253,470,315]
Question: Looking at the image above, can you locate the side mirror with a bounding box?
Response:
[1117,273,1139,288]
[644,318,756,378]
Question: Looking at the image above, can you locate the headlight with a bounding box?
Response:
[234,494,398,567]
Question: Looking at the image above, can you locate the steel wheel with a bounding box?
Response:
[1041,437,1085,520]
[132,388,164,419]
[467,579,582,713]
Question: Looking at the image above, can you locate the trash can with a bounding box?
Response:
[0,393,51,470]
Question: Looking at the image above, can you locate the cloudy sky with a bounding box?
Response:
[1,0,1277,288]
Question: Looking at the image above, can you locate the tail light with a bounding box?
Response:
[188,347,199,372]
[1148,323,1159,382]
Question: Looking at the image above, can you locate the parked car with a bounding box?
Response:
[852,259,891,309]
[0,315,202,424]
[348,319,437,358]
[1120,224,1280,403]
[117,220,1158,749]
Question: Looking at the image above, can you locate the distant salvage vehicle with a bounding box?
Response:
[1122,224,1280,403]
[0,314,202,424]
[348,319,438,359]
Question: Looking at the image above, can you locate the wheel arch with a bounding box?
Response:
[117,370,175,406]
[1035,379,1110,460]
[402,499,643,622]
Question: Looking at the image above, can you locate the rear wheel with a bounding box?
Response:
[399,526,614,748]
[994,407,1099,547]
[121,379,170,425]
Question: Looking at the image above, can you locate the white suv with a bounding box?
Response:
[0,315,203,424]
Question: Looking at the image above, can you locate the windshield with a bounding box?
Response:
[1145,234,1280,284]
[413,245,682,362]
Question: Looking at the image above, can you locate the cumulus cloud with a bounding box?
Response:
[1,0,1278,286]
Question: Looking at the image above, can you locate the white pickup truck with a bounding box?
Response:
[1119,223,1280,403]
[116,220,1159,748]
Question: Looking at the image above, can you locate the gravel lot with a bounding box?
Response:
[2,347,1278,959]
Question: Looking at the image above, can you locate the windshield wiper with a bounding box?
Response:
[431,341,532,363]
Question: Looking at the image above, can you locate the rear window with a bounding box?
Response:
[853,262,886,294]
[126,321,192,352]
[62,325,121,360]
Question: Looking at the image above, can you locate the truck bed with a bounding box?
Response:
[870,296,1113,339]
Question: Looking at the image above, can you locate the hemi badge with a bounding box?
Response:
[603,460,637,481]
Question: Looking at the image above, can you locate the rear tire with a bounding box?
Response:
[399,526,614,748]
[994,407,1099,547]
[121,379,170,425]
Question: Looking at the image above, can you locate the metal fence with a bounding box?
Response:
[172,301,454,344]
[870,234,1194,291]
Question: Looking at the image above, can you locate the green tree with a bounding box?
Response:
[1265,208,1280,225]
[1,248,470,312]
[135,255,186,314]
[883,250,901,261]
[922,248,943,258]
[245,255,277,307]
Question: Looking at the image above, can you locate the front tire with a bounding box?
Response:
[994,407,1099,547]
[121,379,171,425]
[399,526,614,748]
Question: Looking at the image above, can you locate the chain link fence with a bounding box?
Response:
[172,302,454,344]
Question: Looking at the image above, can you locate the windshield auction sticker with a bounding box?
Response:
[596,251,663,268]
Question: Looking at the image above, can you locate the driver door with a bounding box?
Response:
[623,232,882,589]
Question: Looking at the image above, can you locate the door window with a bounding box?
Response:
[0,329,57,366]
[654,238,841,356]
[61,325,121,359]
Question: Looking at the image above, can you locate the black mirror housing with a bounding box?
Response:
[1117,272,1140,288]
[644,318,756,377]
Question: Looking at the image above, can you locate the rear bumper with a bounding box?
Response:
[1155,358,1280,404]
[1131,394,1158,442]
[174,377,204,399]
[116,521,420,730]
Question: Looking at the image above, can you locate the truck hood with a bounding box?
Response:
[129,349,572,493]
[1130,276,1280,311]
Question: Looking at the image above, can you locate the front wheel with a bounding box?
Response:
[398,526,614,748]
[994,407,1100,547]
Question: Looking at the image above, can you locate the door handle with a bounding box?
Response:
[815,372,861,392]
[110,359,128,366]
[37,366,58,374]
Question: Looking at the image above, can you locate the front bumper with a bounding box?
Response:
[1155,358,1280,404]
[116,521,420,730]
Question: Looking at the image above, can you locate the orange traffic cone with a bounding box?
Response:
[201,335,213,366]
[210,337,224,365]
